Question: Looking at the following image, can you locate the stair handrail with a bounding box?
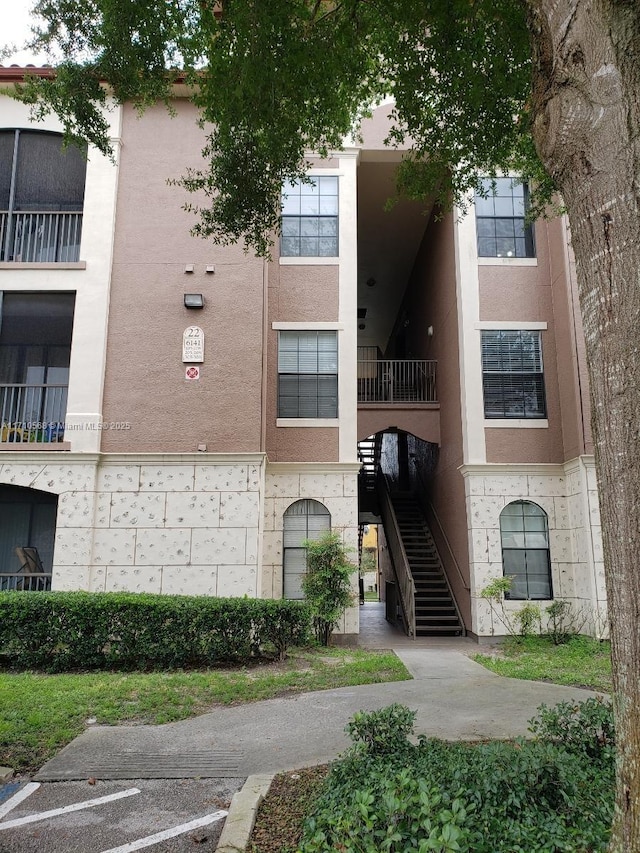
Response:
[377,472,416,638]
[410,458,470,592]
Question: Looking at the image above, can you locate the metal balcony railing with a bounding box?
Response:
[0,573,52,591]
[0,384,68,443]
[0,211,83,262]
[357,360,437,403]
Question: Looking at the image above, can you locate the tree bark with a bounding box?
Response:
[526,1,640,849]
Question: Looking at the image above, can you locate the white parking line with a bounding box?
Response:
[0,783,40,820]
[0,787,141,830]
[99,810,228,853]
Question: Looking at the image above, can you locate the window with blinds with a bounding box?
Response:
[278,331,338,418]
[280,176,338,257]
[474,178,535,258]
[481,330,546,419]
[283,499,331,599]
[500,501,552,599]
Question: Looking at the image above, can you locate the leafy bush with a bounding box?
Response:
[302,769,471,853]
[529,696,615,762]
[302,532,356,646]
[346,703,417,756]
[256,599,313,661]
[479,577,517,637]
[299,703,614,853]
[514,602,541,637]
[0,591,312,671]
[544,599,589,645]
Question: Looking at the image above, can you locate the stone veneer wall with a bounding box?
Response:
[262,462,361,635]
[462,457,606,638]
[0,453,265,598]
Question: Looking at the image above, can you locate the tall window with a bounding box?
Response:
[281,176,338,257]
[500,501,552,599]
[278,331,338,418]
[475,178,535,258]
[481,330,546,419]
[0,130,86,262]
[283,499,331,599]
[0,292,75,441]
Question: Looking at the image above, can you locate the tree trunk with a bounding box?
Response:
[526,1,640,849]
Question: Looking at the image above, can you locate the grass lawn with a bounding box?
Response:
[474,634,612,692]
[0,648,410,774]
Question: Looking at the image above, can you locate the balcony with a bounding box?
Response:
[0,211,83,263]
[0,384,68,444]
[357,360,440,445]
[0,546,51,591]
[0,571,51,591]
[358,360,437,403]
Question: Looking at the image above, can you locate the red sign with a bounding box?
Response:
[185,366,200,380]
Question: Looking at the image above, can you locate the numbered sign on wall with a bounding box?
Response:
[182,326,204,363]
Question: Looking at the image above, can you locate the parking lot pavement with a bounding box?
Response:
[0,778,245,853]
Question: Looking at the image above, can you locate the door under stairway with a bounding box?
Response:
[390,491,463,637]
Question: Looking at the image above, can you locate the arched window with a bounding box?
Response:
[0,485,57,591]
[499,501,552,600]
[283,499,331,599]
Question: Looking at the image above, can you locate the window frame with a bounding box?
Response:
[282,499,331,599]
[277,330,339,419]
[0,129,87,263]
[500,500,553,600]
[474,177,535,259]
[280,176,339,258]
[481,329,547,419]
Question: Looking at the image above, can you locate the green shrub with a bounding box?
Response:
[346,703,416,756]
[528,696,615,762]
[545,599,589,645]
[0,591,312,672]
[514,602,541,637]
[299,703,614,853]
[256,599,313,661]
[302,769,471,853]
[302,532,356,646]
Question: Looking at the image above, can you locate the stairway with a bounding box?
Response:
[358,435,382,516]
[390,492,463,636]
[357,437,378,492]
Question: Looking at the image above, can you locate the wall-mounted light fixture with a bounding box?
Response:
[206,265,215,274]
[184,264,194,274]
[184,293,204,309]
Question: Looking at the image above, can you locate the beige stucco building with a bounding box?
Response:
[0,72,605,639]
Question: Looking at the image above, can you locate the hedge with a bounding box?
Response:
[0,591,312,672]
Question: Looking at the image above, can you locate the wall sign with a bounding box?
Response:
[182,326,205,363]
[185,366,200,380]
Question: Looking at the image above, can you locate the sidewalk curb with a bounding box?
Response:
[216,773,273,852]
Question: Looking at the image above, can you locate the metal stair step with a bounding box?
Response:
[415,605,452,612]
[416,626,462,632]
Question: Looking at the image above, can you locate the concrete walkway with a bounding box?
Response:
[36,604,601,781]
